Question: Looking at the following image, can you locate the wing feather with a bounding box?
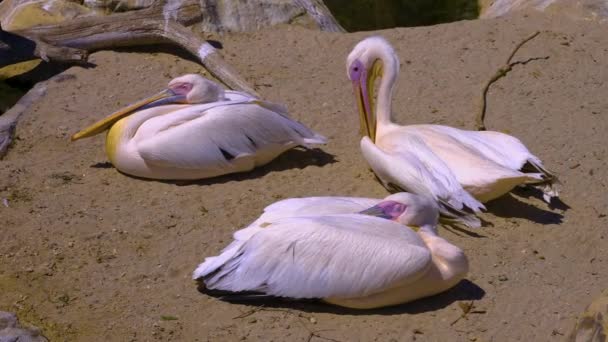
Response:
[136,102,325,169]
[195,215,431,299]
[232,196,383,242]
[422,126,535,171]
[362,135,484,213]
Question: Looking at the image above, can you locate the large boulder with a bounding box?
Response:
[198,0,316,32]
[479,0,608,22]
[0,0,320,33]
[0,0,94,31]
[0,311,48,342]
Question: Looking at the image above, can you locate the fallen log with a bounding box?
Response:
[6,2,257,95]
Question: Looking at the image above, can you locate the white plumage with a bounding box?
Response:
[193,193,469,309]
[71,74,326,180]
[346,36,558,227]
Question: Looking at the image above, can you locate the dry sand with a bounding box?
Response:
[1,11,607,341]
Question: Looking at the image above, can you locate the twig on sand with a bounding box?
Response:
[476,31,549,131]
[299,323,341,342]
[232,305,295,319]
[450,300,486,326]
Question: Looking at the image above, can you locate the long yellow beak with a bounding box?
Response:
[353,82,372,139]
[353,59,382,142]
[71,89,181,141]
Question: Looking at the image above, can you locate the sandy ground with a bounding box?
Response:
[1,10,607,341]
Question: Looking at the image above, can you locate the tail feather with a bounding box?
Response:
[438,199,482,229]
[301,133,328,147]
[192,239,245,280]
[522,159,560,203]
[449,188,486,213]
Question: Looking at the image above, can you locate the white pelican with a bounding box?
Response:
[193,192,469,309]
[346,36,558,226]
[71,74,327,180]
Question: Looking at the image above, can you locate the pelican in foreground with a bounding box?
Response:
[346,36,558,227]
[193,193,468,309]
[71,74,326,180]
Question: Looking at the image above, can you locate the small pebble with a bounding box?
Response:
[309,317,317,324]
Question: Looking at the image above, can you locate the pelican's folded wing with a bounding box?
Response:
[361,135,484,213]
[136,101,326,170]
[425,126,538,173]
[194,214,432,299]
[233,196,383,241]
[260,196,381,219]
[225,91,290,117]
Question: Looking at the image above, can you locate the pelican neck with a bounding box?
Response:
[373,52,398,128]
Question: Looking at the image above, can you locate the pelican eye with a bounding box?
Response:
[349,60,364,81]
[170,82,193,95]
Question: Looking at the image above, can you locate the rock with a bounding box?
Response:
[83,0,156,13]
[198,0,316,32]
[0,311,48,342]
[568,289,608,342]
[479,0,608,23]
[0,0,95,31]
[0,0,328,34]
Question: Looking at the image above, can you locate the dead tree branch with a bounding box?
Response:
[7,4,258,96]
[476,31,548,131]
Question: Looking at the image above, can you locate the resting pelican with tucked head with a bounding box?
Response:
[193,192,468,309]
[71,74,326,180]
[346,36,558,227]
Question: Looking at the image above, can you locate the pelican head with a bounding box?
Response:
[71,74,225,141]
[359,192,439,233]
[346,36,400,142]
[168,74,226,104]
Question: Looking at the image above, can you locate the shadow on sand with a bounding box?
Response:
[91,148,336,185]
[484,190,565,225]
[198,279,485,316]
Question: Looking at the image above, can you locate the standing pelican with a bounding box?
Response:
[193,193,468,309]
[71,74,326,180]
[346,36,558,226]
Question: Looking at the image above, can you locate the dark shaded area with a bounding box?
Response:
[442,223,488,238]
[325,0,479,31]
[485,192,564,225]
[91,162,114,169]
[512,185,570,211]
[99,147,336,185]
[1,62,85,114]
[0,38,221,114]
[165,148,336,187]
[198,279,485,315]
